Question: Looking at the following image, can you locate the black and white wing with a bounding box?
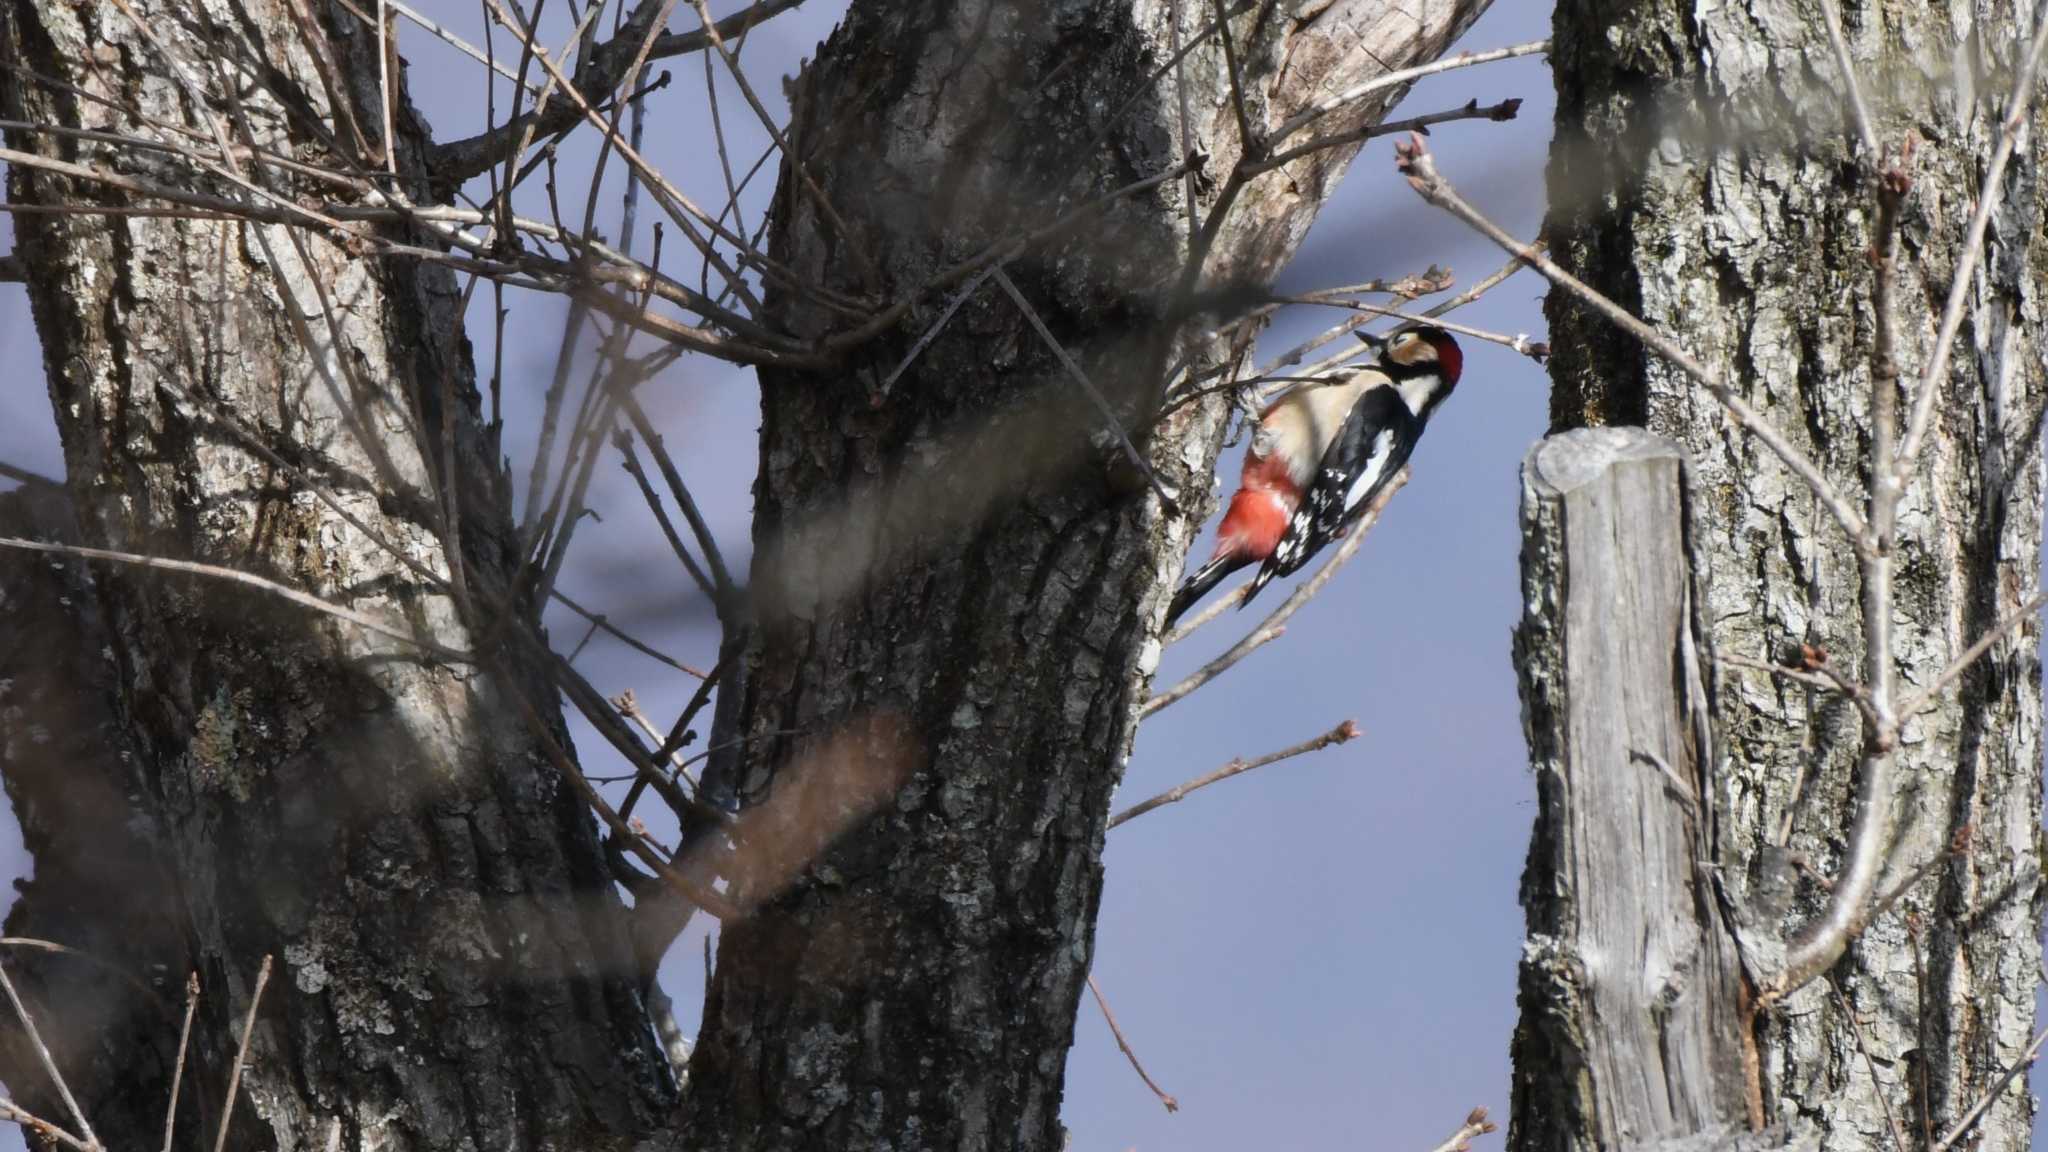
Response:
[1246,386,1416,599]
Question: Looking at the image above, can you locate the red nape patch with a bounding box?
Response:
[1216,488,1291,560]
[1428,331,1464,386]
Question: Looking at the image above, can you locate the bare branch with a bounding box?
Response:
[0,461,60,490]
[0,960,98,1150]
[1086,975,1178,1114]
[1715,651,1873,720]
[375,0,397,175]
[161,973,199,1152]
[1108,719,1359,829]
[1395,135,1871,545]
[211,956,271,1152]
[617,390,737,604]
[500,673,740,920]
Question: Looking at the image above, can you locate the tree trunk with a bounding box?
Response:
[0,4,673,1151]
[679,2,1487,1149]
[1531,2,2045,1149]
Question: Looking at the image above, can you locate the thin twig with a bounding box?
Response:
[1898,8,2048,472]
[1832,982,1910,1152]
[1210,0,1259,158]
[1283,297,1547,361]
[1715,651,1878,727]
[1248,96,1521,175]
[376,0,398,175]
[992,266,1177,508]
[1898,585,2048,719]
[687,0,883,291]
[211,955,271,1152]
[0,960,97,1151]
[429,0,810,184]
[616,391,736,604]
[161,973,199,1152]
[1162,580,1247,644]
[1086,974,1178,1113]
[0,536,471,662]
[1932,1024,2048,1152]
[0,1101,93,1152]
[551,589,710,678]
[1145,469,1407,715]
[878,264,1001,398]
[364,0,542,92]
[1426,1107,1498,1152]
[1267,40,1549,145]
[1868,825,1971,926]
[1818,0,1879,160]
[1109,720,1359,828]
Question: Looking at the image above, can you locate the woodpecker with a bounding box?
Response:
[1165,325,1462,627]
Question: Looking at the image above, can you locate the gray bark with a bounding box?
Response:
[1509,429,1756,1150]
[0,3,673,1151]
[1532,2,2046,1149]
[679,2,1488,1149]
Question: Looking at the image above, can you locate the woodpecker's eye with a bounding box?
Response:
[1389,332,1436,366]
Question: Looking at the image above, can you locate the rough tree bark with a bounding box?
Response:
[679,2,1487,1149]
[0,4,673,1151]
[1526,2,2045,1149]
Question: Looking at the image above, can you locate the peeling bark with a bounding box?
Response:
[1536,2,2045,1148]
[0,3,672,1150]
[678,2,1490,1150]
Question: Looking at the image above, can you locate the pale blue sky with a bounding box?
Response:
[3,3,2039,1151]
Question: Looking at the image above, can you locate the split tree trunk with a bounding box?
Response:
[1523,2,2046,1148]
[0,4,673,1150]
[679,2,1487,1149]
[1509,429,1758,1150]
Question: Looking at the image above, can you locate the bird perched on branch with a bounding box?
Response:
[1165,325,1463,628]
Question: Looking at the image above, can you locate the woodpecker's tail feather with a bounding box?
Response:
[1165,554,1241,629]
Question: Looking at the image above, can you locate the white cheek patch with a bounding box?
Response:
[1342,430,1398,514]
[1396,375,1438,417]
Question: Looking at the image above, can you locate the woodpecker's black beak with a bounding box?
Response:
[1354,330,1389,353]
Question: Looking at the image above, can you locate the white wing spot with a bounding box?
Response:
[1342,430,1398,513]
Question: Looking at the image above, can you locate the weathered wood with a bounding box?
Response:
[1508,428,1755,1152]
